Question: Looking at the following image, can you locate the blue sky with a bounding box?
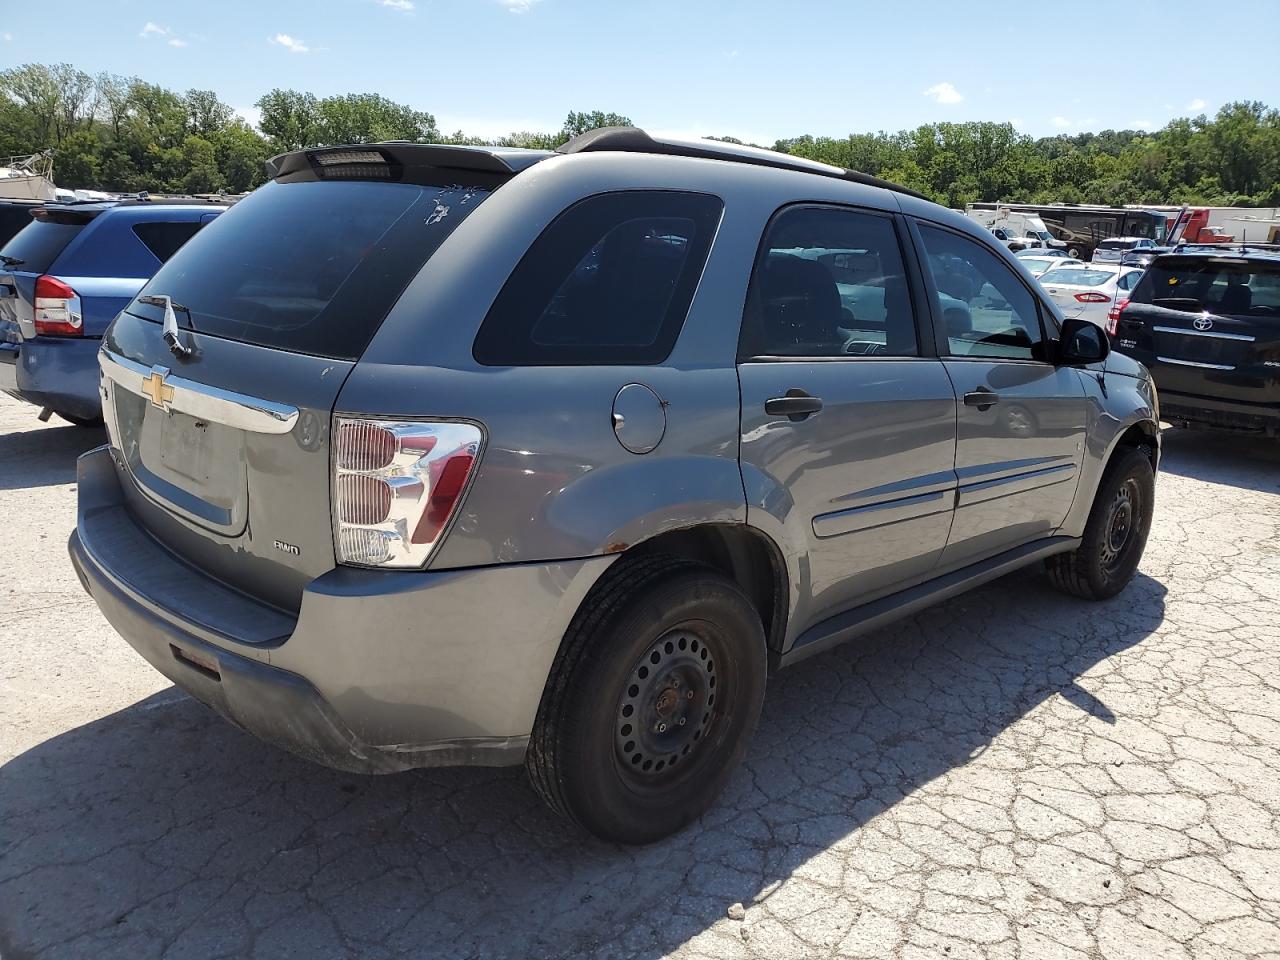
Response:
[2,0,1277,143]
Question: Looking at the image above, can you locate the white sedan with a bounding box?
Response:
[1018,255,1084,278]
[1038,265,1144,329]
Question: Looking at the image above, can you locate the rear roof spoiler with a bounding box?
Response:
[557,126,929,201]
[265,143,553,181]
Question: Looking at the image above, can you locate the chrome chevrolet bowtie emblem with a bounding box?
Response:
[1193,316,1214,331]
[141,366,174,411]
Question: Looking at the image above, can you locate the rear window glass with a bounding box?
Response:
[1131,257,1280,317]
[1040,268,1114,286]
[1097,240,1133,251]
[473,191,723,366]
[133,221,204,264]
[0,204,39,248]
[127,179,493,360]
[0,219,82,273]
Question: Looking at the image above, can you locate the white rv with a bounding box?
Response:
[966,207,1067,251]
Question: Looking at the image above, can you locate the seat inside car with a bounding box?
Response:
[758,254,842,351]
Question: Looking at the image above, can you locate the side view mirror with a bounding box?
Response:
[1057,317,1110,365]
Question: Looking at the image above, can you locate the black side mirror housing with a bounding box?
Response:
[1057,317,1110,365]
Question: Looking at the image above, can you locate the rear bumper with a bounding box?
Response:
[1159,388,1280,435]
[3,335,102,420]
[70,446,612,773]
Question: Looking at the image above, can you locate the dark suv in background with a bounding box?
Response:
[1111,244,1280,436]
[0,198,227,425]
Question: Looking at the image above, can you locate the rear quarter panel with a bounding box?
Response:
[341,154,785,569]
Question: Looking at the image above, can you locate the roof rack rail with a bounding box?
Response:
[1173,241,1280,254]
[557,127,928,201]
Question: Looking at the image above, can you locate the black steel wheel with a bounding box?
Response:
[1047,446,1154,600]
[527,555,767,844]
[614,627,720,783]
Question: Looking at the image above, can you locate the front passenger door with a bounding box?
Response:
[913,222,1087,570]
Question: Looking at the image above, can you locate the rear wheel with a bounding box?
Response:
[1068,246,1083,259]
[1046,446,1154,600]
[527,555,767,844]
[55,411,104,428]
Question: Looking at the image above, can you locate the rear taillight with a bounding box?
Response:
[1074,292,1110,303]
[333,417,482,568]
[1107,299,1129,336]
[34,275,83,336]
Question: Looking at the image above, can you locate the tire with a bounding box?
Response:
[55,411,104,428]
[1068,246,1083,260]
[526,555,767,844]
[1046,446,1154,600]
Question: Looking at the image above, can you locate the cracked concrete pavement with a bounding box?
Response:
[1,392,1278,959]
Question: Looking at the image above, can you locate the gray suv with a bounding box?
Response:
[69,130,1160,843]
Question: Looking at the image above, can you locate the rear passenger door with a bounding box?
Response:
[737,205,958,622]
[911,222,1086,569]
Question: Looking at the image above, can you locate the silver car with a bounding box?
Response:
[70,130,1161,843]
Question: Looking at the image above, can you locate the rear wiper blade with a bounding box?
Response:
[0,254,24,267]
[137,293,192,320]
[137,294,195,359]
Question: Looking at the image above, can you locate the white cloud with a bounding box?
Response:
[1008,117,1023,127]
[1050,116,1072,129]
[1129,119,1154,130]
[377,0,414,9]
[1187,98,1207,112]
[141,22,191,46]
[271,33,310,53]
[923,82,963,105]
[496,0,542,12]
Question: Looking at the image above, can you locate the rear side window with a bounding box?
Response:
[473,191,723,366]
[0,219,82,274]
[128,179,494,360]
[1131,257,1280,317]
[133,221,204,264]
[740,205,917,358]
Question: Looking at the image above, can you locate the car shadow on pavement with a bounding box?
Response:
[1156,426,1280,493]
[0,422,105,492]
[0,568,1166,960]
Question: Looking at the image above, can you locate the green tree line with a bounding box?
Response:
[2,62,1277,208]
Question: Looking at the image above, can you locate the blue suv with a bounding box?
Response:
[0,199,227,425]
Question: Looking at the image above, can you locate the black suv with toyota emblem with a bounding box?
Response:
[1110,245,1280,436]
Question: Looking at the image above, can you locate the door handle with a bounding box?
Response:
[963,390,1000,410]
[765,390,823,421]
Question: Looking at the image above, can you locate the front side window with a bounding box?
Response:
[473,191,723,365]
[740,206,917,358]
[918,224,1046,361]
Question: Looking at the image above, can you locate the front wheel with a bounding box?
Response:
[526,556,767,844]
[1046,446,1154,600]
